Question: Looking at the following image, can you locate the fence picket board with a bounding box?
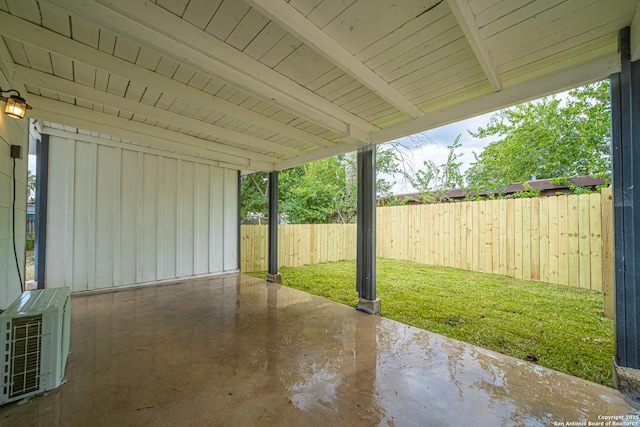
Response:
[408,206,413,262]
[454,203,461,268]
[522,198,531,280]
[466,202,474,270]
[530,198,540,281]
[492,201,501,274]
[407,206,412,261]
[473,202,481,271]
[478,201,487,272]
[514,198,523,280]
[439,204,445,266]
[420,205,426,263]
[460,202,468,269]
[506,199,515,277]
[498,200,507,275]
[548,196,559,284]
[310,224,315,265]
[557,196,569,286]
[578,195,591,289]
[485,200,494,273]
[590,193,602,292]
[567,196,580,287]
[381,208,389,259]
[539,198,550,282]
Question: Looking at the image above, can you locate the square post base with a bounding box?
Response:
[612,358,640,400]
[356,298,381,315]
[266,273,282,284]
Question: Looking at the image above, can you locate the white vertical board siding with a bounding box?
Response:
[179,160,195,278]
[46,138,74,290]
[224,169,238,271]
[194,163,210,275]
[119,149,139,285]
[72,141,92,290]
[46,135,239,293]
[0,74,29,309]
[95,144,116,289]
[210,167,225,273]
[159,157,177,280]
[141,154,158,284]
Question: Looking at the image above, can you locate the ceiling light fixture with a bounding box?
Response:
[0,88,31,119]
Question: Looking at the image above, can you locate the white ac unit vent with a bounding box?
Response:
[0,288,71,405]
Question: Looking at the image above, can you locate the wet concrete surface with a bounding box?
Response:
[1,274,639,426]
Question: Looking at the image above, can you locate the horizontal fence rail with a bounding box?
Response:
[241,187,614,317]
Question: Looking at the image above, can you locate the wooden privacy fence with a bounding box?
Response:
[241,187,614,315]
[241,223,357,273]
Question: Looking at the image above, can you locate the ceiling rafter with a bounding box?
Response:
[0,36,28,97]
[275,143,359,171]
[29,95,276,170]
[41,127,234,170]
[446,0,502,92]
[47,0,376,142]
[243,0,423,119]
[371,54,619,144]
[0,10,336,150]
[17,66,301,157]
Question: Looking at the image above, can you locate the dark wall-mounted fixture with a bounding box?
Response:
[0,88,31,119]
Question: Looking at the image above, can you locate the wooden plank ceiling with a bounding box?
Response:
[0,0,637,172]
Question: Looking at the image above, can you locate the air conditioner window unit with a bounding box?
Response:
[0,288,71,405]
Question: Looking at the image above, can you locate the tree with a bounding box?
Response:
[466,81,611,191]
[240,143,411,224]
[281,156,354,224]
[410,134,464,202]
[240,171,269,222]
[27,170,36,202]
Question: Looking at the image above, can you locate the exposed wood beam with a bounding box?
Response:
[446,0,502,92]
[0,10,334,150]
[371,53,620,144]
[274,142,357,171]
[29,95,276,170]
[0,36,15,82]
[45,0,375,141]
[41,127,237,170]
[631,3,640,61]
[27,93,279,164]
[244,0,423,119]
[341,124,370,146]
[17,66,303,157]
[0,36,28,98]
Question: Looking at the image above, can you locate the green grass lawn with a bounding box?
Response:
[247,258,614,386]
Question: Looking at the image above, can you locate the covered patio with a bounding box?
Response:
[1,275,637,425]
[1,0,640,423]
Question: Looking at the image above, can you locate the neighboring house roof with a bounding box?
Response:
[391,176,607,205]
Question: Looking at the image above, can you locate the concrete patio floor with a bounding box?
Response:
[1,274,639,426]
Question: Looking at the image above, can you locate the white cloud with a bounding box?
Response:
[28,154,36,173]
[381,88,578,194]
[381,112,495,194]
